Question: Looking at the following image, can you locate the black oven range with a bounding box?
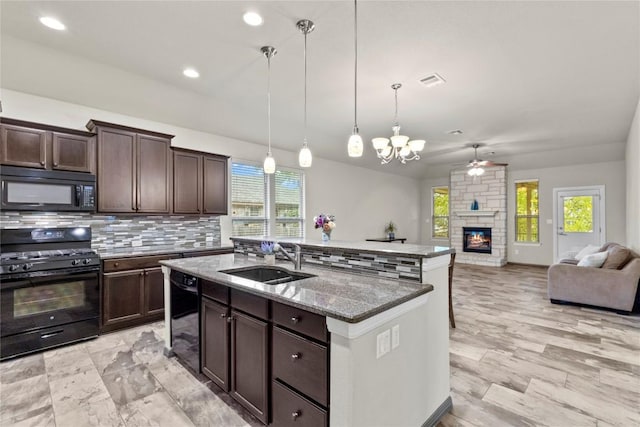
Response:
[0,227,100,360]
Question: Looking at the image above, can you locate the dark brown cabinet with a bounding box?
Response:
[201,283,269,424]
[87,120,173,214]
[172,148,228,215]
[102,254,177,332]
[200,280,329,426]
[202,298,230,391]
[0,118,95,172]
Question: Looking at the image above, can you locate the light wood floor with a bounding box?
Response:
[439,263,640,427]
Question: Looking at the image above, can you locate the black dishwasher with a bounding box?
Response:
[170,270,200,373]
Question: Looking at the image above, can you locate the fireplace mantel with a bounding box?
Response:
[454,210,499,217]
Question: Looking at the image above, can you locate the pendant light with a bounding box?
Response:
[297,19,315,168]
[347,0,363,157]
[261,46,277,174]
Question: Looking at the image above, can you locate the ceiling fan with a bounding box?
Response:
[465,144,508,176]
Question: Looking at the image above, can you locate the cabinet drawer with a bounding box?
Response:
[103,254,178,272]
[272,380,327,427]
[272,327,327,406]
[201,280,229,305]
[230,289,269,320]
[272,301,327,343]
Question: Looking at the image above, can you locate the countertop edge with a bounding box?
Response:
[98,245,234,259]
[160,258,434,324]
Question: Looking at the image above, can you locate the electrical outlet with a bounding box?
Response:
[392,325,400,349]
[514,249,519,255]
[377,329,391,358]
[546,219,553,225]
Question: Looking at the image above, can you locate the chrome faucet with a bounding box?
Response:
[274,243,302,270]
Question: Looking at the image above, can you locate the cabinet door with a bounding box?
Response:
[230,309,269,424]
[97,128,136,212]
[201,298,230,391]
[202,155,228,215]
[144,267,165,317]
[103,270,145,327]
[137,134,171,213]
[52,132,95,173]
[173,151,201,214]
[0,124,48,168]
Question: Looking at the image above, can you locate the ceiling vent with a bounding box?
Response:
[419,73,446,88]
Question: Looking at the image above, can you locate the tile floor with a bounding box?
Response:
[1,264,639,426]
[0,321,261,427]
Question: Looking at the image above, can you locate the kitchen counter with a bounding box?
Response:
[160,253,433,323]
[230,236,454,259]
[96,244,233,259]
[161,247,452,426]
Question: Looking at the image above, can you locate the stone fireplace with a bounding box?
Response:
[450,167,507,266]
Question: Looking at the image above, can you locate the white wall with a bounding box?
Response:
[419,177,450,245]
[0,89,421,244]
[508,161,626,266]
[626,99,640,252]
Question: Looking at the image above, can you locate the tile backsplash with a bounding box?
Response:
[0,212,221,253]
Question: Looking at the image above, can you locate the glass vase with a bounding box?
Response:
[321,231,331,242]
[264,254,275,265]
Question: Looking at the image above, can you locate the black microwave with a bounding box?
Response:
[1,166,96,212]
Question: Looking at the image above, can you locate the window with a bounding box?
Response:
[432,186,449,239]
[274,169,304,237]
[515,180,539,243]
[231,162,268,236]
[231,161,305,237]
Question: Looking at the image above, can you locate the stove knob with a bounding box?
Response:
[23,263,33,271]
[83,258,92,265]
[71,259,81,266]
[9,265,20,272]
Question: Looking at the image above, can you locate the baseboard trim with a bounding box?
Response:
[422,396,453,427]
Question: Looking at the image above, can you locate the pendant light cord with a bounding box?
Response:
[304,29,308,144]
[267,53,272,155]
[394,87,399,127]
[353,0,358,132]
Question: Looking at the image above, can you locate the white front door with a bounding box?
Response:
[553,186,605,262]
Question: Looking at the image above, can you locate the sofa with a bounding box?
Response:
[547,243,640,313]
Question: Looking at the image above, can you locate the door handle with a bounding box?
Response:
[558,232,567,236]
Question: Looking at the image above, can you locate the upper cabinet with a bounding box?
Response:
[0,118,95,173]
[87,120,173,214]
[173,148,228,215]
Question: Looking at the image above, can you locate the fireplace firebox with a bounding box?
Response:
[463,227,492,254]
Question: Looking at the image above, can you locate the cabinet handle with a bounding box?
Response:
[292,411,301,420]
[291,316,299,324]
[114,262,119,267]
[144,271,148,276]
[40,160,46,166]
[227,316,233,323]
[220,313,227,318]
[291,352,301,361]
[53,162,58,167]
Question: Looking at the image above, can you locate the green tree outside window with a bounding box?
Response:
[515,181,539,242]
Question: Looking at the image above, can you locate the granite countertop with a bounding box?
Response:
[161,253,434,323]
[97,244,234,259]
[230,236,454,259]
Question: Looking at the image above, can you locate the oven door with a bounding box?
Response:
[0,269,100,337]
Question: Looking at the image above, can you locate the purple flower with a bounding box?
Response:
[261,241,275,254]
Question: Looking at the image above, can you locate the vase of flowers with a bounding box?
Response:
[314,214,336,242]
[261,241,276,265]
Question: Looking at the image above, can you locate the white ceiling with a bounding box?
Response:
[1,1,638,178]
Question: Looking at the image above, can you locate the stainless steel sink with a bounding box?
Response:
[220,265,315,285]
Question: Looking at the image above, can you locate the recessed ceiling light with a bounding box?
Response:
[183,68,200,78]
[243,12,263,26]
[447,130,463,135]
[39,16,66,31]
[419,73,446,88]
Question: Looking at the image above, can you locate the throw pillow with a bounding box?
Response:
[602,245,631,269]
[577,251,608,268]
[575,244,601,261]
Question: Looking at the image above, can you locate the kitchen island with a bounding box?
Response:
[161,239,453,426]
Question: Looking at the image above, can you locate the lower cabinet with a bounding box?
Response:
[200,282,329,426]
[102,255,177,332]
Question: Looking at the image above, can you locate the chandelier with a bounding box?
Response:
[372,83,425,164]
